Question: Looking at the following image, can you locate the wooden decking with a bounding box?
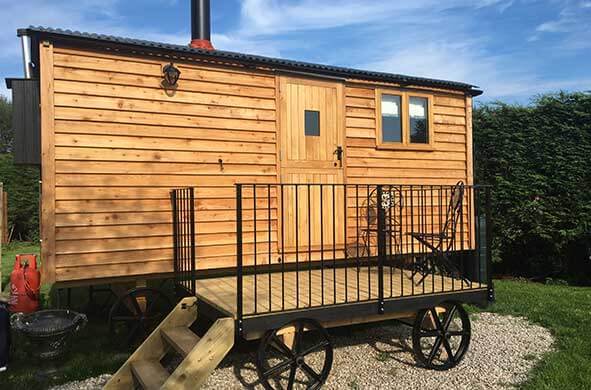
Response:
[195,266,487,317]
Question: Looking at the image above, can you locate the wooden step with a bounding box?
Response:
[130,360,169,390]
[103,297,198,390]
[161,326,201,357]
[162,318,235,389]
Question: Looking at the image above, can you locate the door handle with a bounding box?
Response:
[334,146,343,167]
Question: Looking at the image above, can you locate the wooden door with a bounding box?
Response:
[278,77,345,258]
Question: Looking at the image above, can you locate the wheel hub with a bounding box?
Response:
[411,302,471,371]
[256,318,333,390]
[295,355,305,367]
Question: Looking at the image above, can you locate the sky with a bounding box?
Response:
[0,0,589,103]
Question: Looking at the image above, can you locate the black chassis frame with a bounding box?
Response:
[195,287,491,340]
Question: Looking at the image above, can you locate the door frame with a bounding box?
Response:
[274,75,348,254]
[275,75,347,183]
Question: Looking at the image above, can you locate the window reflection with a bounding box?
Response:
[381,94,402,143]
[409,97,428,144]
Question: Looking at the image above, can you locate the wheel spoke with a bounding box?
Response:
[419,330,440,338]
[427,336,443,364]
[145,296,156,315]
[144,312,164,321]
[441,335,455,362]
[128,295,143,316]
[126,322,141,345]
[263,359,294,379]
[293,323,303,354]
[286,365,297,390]
[110,315,138,322]
[270,334,295,358]
[447,330,469,337]
[440,305,459,362]
[300,340,330,357]
[442,305,458,331]
[430,308,444,331]
[301,361,322,383]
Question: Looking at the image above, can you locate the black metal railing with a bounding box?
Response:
[171,187,196,297]
[234,183,493,317]
[170,183,493,320]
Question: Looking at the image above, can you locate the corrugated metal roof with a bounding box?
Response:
[18,26,483,96]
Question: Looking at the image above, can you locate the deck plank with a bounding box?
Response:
[196,266,484,317]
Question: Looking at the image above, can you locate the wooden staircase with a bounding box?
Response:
[104,297,234,390]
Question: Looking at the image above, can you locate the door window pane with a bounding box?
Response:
[381,94,402,143]
[409,97,428,143]
[305,110,320,136]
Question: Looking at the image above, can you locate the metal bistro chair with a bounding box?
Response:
[409,181,469,286]
[358,186,404,260]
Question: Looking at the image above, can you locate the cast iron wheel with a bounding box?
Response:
[256,319,333,390]
[412,301,471,370]
[85,286,117,316]
[108,287,172,347]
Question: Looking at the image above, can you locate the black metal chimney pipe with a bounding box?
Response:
[190,0,214,50]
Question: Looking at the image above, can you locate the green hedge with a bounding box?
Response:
[474,92,591,282]
[0,153,40,241]
[0,96,12,153]
[0,96,40,241]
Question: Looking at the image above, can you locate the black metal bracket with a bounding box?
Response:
[334,146,343,167]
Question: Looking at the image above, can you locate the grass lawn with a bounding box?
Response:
[0,243,589,389]
[0,316,130,390]
[472,280,591,389]
[0,242,130,389]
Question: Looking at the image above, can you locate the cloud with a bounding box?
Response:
[237,0,515,36]
[0,0,122,59]
[362,37,591,100]
[0,0,588,101]
[234,0,590,99]
[530,0,591,48]
[212,33,283,57]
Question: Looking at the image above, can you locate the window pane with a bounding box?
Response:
[381,94,402,143]
[409,97,428,143]
[305,110,320,136]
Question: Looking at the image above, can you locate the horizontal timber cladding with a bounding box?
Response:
[342,84,473,255]
[51,45,279,281]
[47,43,472,283]
[344,84,470,185]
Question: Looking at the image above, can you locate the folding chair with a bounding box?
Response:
[409,181,469,286]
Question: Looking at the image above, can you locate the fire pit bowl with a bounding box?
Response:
[11,310,87,359]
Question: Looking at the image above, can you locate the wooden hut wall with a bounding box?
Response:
[41,42,473,283]
[46,44,278,282]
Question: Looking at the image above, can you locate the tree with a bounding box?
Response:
[0,96,40,240]
[474,92,591,282]
[0,96,12,153]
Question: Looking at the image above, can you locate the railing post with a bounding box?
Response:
[171,190,179,297]
[189,187,196,296]
[376,185,385,314]
[236,184,244,335]
[485,186,495,302]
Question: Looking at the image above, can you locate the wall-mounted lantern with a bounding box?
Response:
[162,62,181,87]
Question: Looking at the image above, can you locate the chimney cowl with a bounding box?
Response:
[190,0,214,50]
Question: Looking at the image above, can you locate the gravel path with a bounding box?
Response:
[49,313,554,390]
[48,374,112,390]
